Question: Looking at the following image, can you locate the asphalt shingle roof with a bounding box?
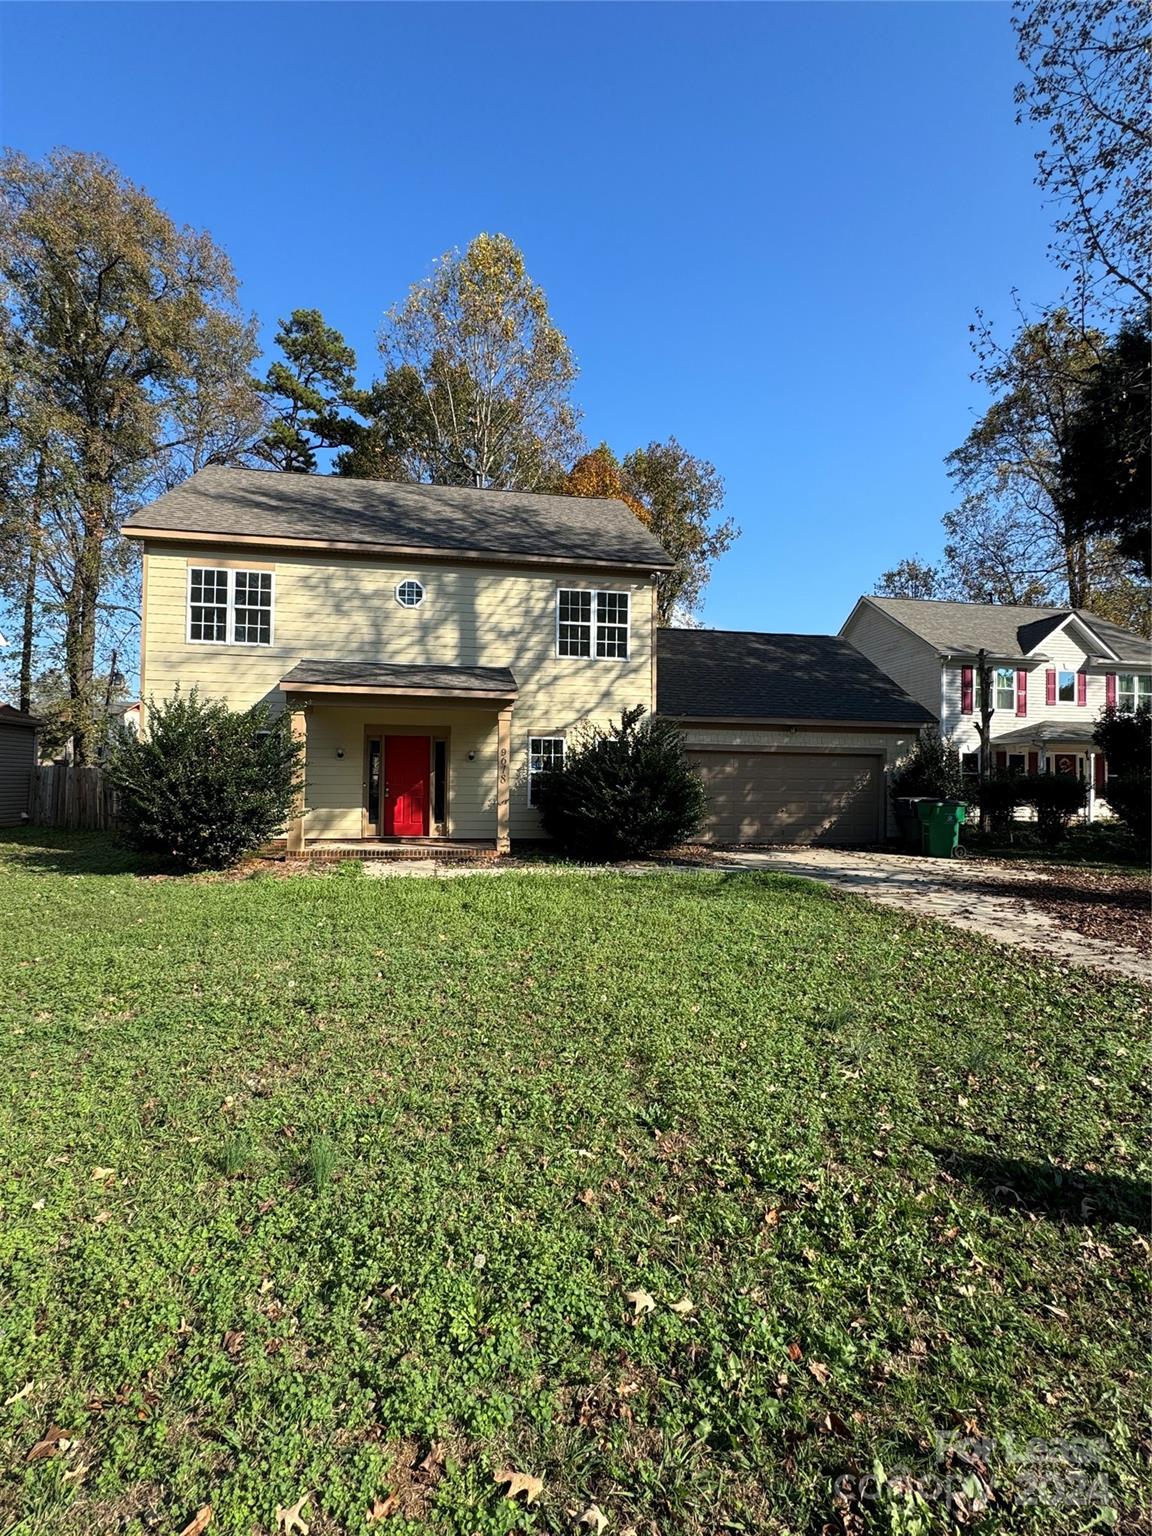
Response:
[861,597,1150,664]
[279,660,518,696]
[657,629,935,725]
[122,466,673,570]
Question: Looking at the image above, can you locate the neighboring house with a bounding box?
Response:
[658,629,933,844]
[841,596,1152,817]
[0,704,39,826]
[122,466,934,853]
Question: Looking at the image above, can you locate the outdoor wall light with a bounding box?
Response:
[467,750,476,761]
[335,748,345,758]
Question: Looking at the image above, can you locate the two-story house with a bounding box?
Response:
[122,467,934,853]
[841,596,1152,816]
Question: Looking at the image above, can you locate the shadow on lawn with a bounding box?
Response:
[941,1148,1150,1230]
[0,829,169,877]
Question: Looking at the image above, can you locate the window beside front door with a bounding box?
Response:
[1007,753,1026,774]
[961,751,980,778]
[1118,673,1151,711]
[1057,670,1076,702]
[188,567,274,646]
[528,735,565,805]
[556,589,630,659]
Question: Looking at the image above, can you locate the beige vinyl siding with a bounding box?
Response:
[0,723,35,825]
[142,544,657,841]
[841,603,944,719]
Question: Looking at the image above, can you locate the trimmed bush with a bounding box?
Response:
[1094,705,1151,844]
[973,772,1029,835]
[534,705,706,860]
[106,689,302,872]
[1022,772,1089,846]
[890,728,965,801]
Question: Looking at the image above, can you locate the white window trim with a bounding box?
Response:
[395,579,425,609]
[1057,669,1076,704]
[555,588,631,661]
[186,566,275,647]
[527,733,566,806]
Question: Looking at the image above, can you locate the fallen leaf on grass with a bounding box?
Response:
[178,1508,213,1536]
[624,1287,656,1317]
[668,1297,694,1314]
[4,1381,33,1406]
[579,1504,609,1533]
[222,1329,246,1357]
[27,1426,71,1461]
[494,1468,543,1504]
[90,1167,115,1182]
[807,1360,831,1386]
[367,1494,399,1522]
[275,1492,312,1534]
[786,1342,803,1362]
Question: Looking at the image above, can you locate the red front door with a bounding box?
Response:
[383,736,430,837]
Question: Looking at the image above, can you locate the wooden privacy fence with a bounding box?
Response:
[27,764,119,831]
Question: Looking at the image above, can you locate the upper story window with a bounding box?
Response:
[556,588,630,659]
[396,579,425,609]
[975,667,1015,711]
[1057,669,1076,703]
[188,567,274,646]
[1118,673,1151,711]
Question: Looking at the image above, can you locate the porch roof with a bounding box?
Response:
[279,658,518,701]
[994,721,1099,747]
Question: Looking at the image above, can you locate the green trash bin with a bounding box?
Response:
[916,798,967,858]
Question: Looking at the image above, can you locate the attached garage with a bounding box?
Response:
[687,748,884,846]
[658,628,936,847]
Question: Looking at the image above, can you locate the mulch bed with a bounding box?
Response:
[967,863,1151,955]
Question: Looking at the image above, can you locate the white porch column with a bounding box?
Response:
[1086,751,1096,822]
[286,704,307,854]
[496,706,512,854]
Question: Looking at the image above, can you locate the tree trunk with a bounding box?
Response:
[69,486,108,766]
[18,532,38,718]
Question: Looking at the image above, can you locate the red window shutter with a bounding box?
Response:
[961,665,974,714]
[1016,668,1027,717]
[1076,671,1087,706]
[1027,751,1039,775]
[1094,753,1106,791]
[1045,668,1056,705]
[995,750,1007,770]
[1106,673,1117,707]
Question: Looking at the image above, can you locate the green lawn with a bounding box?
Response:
[1,832,1147,1536]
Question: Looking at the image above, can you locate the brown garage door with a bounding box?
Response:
[688,750,884,845]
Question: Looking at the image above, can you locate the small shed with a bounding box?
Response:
[0,704,39,826]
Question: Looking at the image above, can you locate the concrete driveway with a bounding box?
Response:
[709,848,1150,983]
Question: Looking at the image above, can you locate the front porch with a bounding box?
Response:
[991,721,1109,820]
[279,659,518,854]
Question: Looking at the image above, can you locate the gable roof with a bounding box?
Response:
[121,465,673,571]
[852,597,1150,664]
[657,628,936,725]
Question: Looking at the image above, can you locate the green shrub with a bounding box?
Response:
[1102,775,1151,845]
[1095,705,1151,844]
[534,705,707,859]
[1022,772,1089,846]
[106,689,302,872]
[890,729,964,801]
[973,772,1029,834]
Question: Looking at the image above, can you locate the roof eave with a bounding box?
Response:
[121,523,673,575]
[660,712,932,730]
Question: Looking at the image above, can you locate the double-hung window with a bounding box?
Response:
[1057,669,1076,703]
[1118,673,1151,711]
[188,567,274,646]
[556,589,630,659]
[974,667,1015,711]
[528,735,565,806]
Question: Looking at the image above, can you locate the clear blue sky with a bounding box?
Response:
[0,1,1062,636]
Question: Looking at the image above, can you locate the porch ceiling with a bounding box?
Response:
[279,658,517,702]
[994,721,1099,747]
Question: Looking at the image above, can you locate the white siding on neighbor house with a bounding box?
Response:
[940,624,1151,753]
[0,724,35,825]
[142,543,657,842]
[840,603,943,719]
